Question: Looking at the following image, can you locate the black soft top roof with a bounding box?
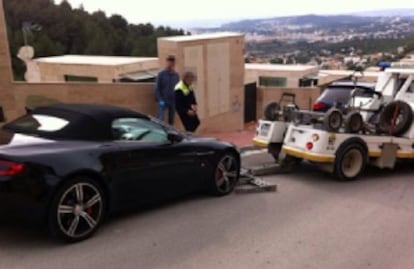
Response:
[6,103,148,141]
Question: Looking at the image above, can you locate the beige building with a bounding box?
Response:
[25,55,159,83]
[245,64,319,88]
[399,54,414,65]
[158,32,245,132]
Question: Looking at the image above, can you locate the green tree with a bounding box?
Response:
[4,0,186,80]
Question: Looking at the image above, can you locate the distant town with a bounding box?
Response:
[194,11,414,70]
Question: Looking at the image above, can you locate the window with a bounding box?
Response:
[408,81,414,93]
[299,78,318,87]
[259,76,287,87]
[112,118,168,143]
[352,88,375,98]
[7,114,69,132]
[64,75,98,82]
[317,87,353,104]
[396,77,414,93]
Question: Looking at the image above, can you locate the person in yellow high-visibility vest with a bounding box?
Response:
[174,71,200,132]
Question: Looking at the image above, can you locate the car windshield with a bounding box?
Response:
[5,114,70,133]
[318,86,374,104]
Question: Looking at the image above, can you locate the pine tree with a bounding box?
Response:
[4,0,186,80]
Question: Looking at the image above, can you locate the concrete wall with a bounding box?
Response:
[257,87,322,119]
[158,33,245,133]
[12,83,157,120]
[29,58,159,83]
[245,65,319,87]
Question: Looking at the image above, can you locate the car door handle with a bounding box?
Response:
[99,144,115,149]
[195,151,215,156]
[180,152,197,157]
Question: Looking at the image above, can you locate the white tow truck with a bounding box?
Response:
[253,65,414,180]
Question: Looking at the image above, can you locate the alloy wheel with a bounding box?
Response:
[215,155,238,194]
[57,183,103,239]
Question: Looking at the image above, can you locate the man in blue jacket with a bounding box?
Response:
[155,55,180,125]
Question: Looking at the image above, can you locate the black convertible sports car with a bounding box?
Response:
[0,104,240,242]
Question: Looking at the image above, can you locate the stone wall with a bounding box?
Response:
[12,82,157,120]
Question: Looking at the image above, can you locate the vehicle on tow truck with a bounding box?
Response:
[253,65,414,180]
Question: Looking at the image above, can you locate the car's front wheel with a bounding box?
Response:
[209,153,240,196]
[48,177,106,243]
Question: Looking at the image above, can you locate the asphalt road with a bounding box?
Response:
[2,152,414,269]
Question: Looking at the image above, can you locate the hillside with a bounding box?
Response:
[4,0,185,80]
[221,15,376,31]
[219,13,414,34]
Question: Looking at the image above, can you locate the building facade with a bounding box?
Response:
[245,63,320,88]
[158,32,246,132]
[25,55,159,83]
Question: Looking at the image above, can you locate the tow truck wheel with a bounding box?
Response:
[323,108,343,132]
[334,141,367,181]
[344,111,364,134]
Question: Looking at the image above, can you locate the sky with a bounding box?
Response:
[63,0,414,28]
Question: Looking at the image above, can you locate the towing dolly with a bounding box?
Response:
[253,65,414,180]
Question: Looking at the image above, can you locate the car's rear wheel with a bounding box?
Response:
[48,177,106,243]
[209,153,239,196]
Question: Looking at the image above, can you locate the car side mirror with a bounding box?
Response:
[167,131,183,143]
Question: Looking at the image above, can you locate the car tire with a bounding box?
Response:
[264,102,281,121]
[344,111,364,134]
[334,140,367,181]
[209,153,240,196]
[378,101,413,136]
[323,108,343,132]
[48,177,106,243]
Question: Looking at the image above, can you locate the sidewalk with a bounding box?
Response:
[205,123,257,148]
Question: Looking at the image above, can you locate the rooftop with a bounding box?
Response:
[400,54,414,63]
[160,32,244,42]
[245,63,318,72]
[33,55,158,66]
[319,70,380,77]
